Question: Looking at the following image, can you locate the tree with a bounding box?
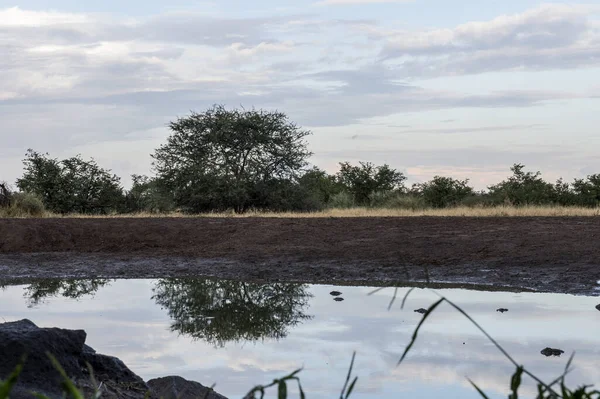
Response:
[152,279,313,347]
[124,174,175,213]
[417,176,474,208]
[297,167,342,207]
[152,105,312,213]
[572,174,600,207]
[0,279,113,308]
[336,162,405,205]
[17,149,124,214]
[487,164,555,206]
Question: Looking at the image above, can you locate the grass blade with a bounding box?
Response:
[0,358,24,398]
[344,377,358,399]
[400,287,416,310]
[387,287,399,311]
[339,352,356,399]
[436,294,558,396]
[397,298,444,366]
[278,380,287,399]
[468,379,491,399]
[46,352,85,399]
[367,287,386,296]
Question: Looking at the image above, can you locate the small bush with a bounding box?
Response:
[328,191,355,209]
[369,191,425,210]
[1,192,46,217]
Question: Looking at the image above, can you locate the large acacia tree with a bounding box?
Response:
[152,105,313,213]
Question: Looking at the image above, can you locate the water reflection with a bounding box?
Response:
[151,279,313,346]
[0,279,599,399]
[1,278,112,307]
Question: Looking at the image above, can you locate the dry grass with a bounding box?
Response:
[7,205,599,218]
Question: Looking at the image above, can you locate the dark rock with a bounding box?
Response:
[147,376,227,399]
[414,308,428,314]
[540,347,564,357]
[496,308,509,313]
[329,291,342,296]
[333,297,344,302]
[0,319,149,399]
[596,304,600,311]
[0,320,227,399]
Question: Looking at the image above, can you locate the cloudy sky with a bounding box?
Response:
[1,1,599,189]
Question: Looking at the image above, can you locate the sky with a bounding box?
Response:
[1,1,600,190]
[1,280,599,398]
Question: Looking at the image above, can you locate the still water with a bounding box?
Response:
[0,279,599,398]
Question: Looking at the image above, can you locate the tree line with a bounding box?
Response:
[2,104,600,215]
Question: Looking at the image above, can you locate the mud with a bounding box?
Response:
[1,217,599,295]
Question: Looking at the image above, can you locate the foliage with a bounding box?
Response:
[328,191,356,209]
[9,192,46,217]
[0,185,46,217]
[20,279,112,307]
[336,162,406,206]
[152,105,312,213]
[0,182,10,208]
[368,191,426,210]
[298,167,342,207]
[151,279,313,347]
[415,176,474,208]
[17,149,124,214]
[124,174,175,213]
[488,164,556,206]
[572,174,600,207]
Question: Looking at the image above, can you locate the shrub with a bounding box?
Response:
[328,191,355,209]
[416,176,474,208]
[369,191,425,210]
[0,192,46,217]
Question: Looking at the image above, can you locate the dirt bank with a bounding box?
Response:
[1,217,599,295]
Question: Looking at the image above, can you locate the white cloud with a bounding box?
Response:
[315,0,412,5]
[380,4,600,77]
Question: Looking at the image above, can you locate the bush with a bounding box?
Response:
[369,191,425,210]
[328,191,355,209]
[416,176,474,208]
[0,192,46,217]
[457,193,495,208]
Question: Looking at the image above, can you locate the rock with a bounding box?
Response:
[496,308,509,313]
[596,304,600,311]
[329,291,342,296]
[0,320,227,399]
[147,376,227,399]
[0,319,149,399]
[334,297,344,302]
[414,308,428,314]
[540,347,564,357]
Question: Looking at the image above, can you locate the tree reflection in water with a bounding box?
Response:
[0,279,113,307]
[152,278,313,347]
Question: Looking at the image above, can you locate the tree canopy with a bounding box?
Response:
[152,279,313,347]
[152,105,313,213]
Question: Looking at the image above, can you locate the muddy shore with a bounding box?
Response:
[1,217,599,295]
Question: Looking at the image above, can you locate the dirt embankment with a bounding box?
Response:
[1,217,599,295]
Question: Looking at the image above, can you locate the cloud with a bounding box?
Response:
[380,4,600,77]
[316,0,412,5]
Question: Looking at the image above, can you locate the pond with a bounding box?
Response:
[0,278,599,398]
